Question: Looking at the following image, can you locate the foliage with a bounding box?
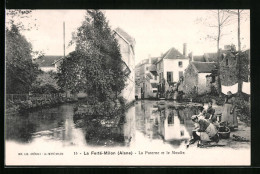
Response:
[234,96,250,125]
[238,50,250,82]
[57,10,127,104]
[5,24,40,94]
[75,96,126,117]
[187,92,250,124]
[6,10,35,31]
[31,71,61,94]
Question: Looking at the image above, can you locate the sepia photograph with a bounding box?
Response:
[5,9,250,166]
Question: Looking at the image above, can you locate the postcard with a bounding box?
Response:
[5,9,250,166]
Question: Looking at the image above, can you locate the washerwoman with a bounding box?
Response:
[222,91,238,130]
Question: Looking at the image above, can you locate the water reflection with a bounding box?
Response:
[5,101,200,148]
[136,100,200,147]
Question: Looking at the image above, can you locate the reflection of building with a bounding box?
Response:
[159,109,190,141]
[113,27,136,104]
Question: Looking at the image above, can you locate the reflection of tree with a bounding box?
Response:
[73,114,126,147]
[6,115,36,143]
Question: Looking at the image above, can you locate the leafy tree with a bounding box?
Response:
[6,10,34,31]
[5,24,40,94]
[57,10,127,104]
[31,71,61,94]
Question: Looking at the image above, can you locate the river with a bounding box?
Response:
[5,100,201,148]
[5,100,250,166]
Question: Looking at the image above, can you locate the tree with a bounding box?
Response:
[31,71,61,94]
[6,10,44,58]
[197,10,234,94]
[225,10,250,94]
[5,24,40,94]
[57,10,128,104]
[6,10,34,31]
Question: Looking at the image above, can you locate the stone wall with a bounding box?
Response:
[198,73,211,95]
[219,54,238,86]
[206,76,219,95]
[183,64,198,95]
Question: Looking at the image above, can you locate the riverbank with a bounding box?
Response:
[212,103,250,149]
[5,96,78,115]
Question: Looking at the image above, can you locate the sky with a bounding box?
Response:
[6,10,250,65]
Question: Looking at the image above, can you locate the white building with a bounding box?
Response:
[35,55,63,72]
[142,58,159,99]
[113,27,136,104]
[155,44,190,97]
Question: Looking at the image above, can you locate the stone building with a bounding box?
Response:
[183,62,217,95]
[186,45,250,94]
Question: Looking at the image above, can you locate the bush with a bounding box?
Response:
[234,96,250,125]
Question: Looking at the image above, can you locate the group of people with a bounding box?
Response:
[190,91,238,144]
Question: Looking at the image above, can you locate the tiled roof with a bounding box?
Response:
[140,59,149,65]
[151,83,158,88]
[156,47,187,63]
[204,50,235,62]
[193,55,206,62]
[114,27,135,46]
[163,47,187,60]
[204,53,218,62]
[151,57,159,64]
[35,55,63,67]
[191,62,218,73]
[146,73,153,79]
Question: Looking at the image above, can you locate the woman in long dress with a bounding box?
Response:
[222,91,238,130]
[189,115,219,144]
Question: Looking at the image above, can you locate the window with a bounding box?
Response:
[178,61,183,67]
[155,75,157,80]
[153,90,157,93]
[226,59,229,66]
[179,71,183,79]
[146,67,149,71]
[167,72,173,82]
[211,76,216,83]
[161,72,164,81]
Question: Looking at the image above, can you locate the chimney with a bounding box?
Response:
[189,52,193,62]
[148,54,151,63]
[183,43,187,57]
